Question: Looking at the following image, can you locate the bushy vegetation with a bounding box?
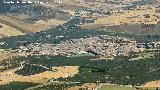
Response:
[1,53,160,89]
[15,63,48,76]
[0,0,28,13]
[0,81,38,90]
[4,54,160,86]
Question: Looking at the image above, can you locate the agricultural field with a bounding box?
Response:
[95,7,158,25]
[81,7,160,34]
[0,49,29,61]
[0,23,25,37]
[0,2,71,38]
[0,14,65,33]
[98,85,136,90]
[141,80,160,88]
[130,52,155,60]
[0,66,79,84]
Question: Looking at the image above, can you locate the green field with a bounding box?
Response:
[136,87,158,90]
[98,85,136,90]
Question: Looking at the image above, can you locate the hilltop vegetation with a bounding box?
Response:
[0,82,38,90]
[1,54,160,85]
[0,54,159,89]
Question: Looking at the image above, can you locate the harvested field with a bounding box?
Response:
[35,19,65,27]
[82,23,160,35]
[95,9,158,25]
[0,66,79,85]
[130,52,155,60]
[0,23,25,37]
[0,50,29,61]
[65,86,82,90]
[0,15,65,33]
[81,8,160,35]
[6,14,29,21]
[140,81,160,88]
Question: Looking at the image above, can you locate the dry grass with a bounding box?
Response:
[7,14,29,20]
[83,83,98,89]
[0,15,65,33]
[0,66,79,85]
[129,52,155,61]
[35,19,65,27]
[0,50,29,61]
[0,51,11,61]
[0,23,25,37]
[65,86,82,90]
[140,81,160,88]
[81,7,159,29]
[62,10,75,15]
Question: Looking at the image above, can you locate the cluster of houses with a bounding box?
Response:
[18,36,146,59]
